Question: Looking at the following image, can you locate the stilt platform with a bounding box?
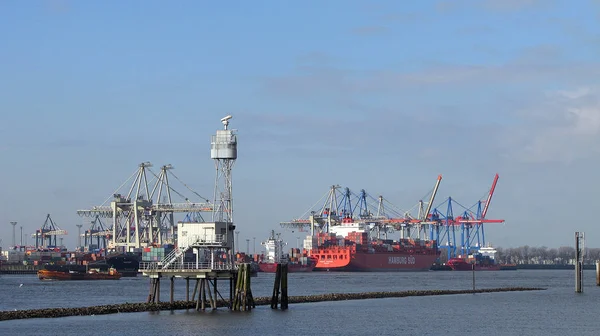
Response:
[139,261,254,311]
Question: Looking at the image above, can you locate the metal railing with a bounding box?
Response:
[139,261,235,271]
[153,233,228,270]
[187,233,226,245]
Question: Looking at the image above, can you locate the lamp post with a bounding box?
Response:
[246,239,250,255]
[253,237,256,255]
[10,222,17,247]
[76,224,83,248]
[235,231,239,253]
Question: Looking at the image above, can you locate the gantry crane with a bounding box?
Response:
[279,175,443,241]
[428,174,504,260]
[82,215,109,250]
[32,214,68,249]
[76,162,213,252]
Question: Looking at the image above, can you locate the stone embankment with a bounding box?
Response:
[0,287,544,321]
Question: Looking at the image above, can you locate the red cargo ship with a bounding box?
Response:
[446,246,513,271]
[258,231,317,273]
[306,221,440,272]
[447,257,500,271]
[258,260,316,273]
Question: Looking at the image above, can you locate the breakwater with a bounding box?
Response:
[0,287,544,321]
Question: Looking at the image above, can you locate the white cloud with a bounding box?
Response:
[508,87,600,163]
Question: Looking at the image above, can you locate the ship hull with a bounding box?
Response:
[312,249,439,272]
[38,269,122,280]
[258,262,315,273]
[447,258,500,271]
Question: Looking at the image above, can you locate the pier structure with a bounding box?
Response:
[139,115,247,311]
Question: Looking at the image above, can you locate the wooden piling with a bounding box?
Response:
[214,279,218,308]
[156,277,161,302]
[147,278,155,303]
[472,264,475,290]
[596,261,600,286]
[270,263,288,309]
[229,277,234,309]
[192,279,199,302]
[170,276,175,304]
[281,263,288,310]
[231,263,254,311]
[201,279,206,311]
[195,280,201,311]
[271,264,282,309]
[186,278,190,301]
[575,232,583,293]
[247,264,255,309]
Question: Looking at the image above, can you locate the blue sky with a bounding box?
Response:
[1,0,599,250]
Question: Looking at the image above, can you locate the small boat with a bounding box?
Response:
[38,264,121,280]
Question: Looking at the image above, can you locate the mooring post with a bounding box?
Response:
[596,260,600,286]
[229,276,234,309]
[281,263,288,310]
[271,264,282,309]
[171,276,175,303]
[472,264,475,291]
[575,232,583,293]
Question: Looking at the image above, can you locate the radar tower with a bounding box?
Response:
[211,115,236,223]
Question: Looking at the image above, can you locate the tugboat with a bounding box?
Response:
[258,230,317,273]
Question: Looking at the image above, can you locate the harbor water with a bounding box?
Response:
[1,270,599,335]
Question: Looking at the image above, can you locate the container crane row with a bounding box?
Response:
[76,162,214,252]
[32,214,68,249]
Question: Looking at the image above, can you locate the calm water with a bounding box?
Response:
[1,270,599,335]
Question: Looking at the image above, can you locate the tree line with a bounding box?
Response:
[494,246,600,265]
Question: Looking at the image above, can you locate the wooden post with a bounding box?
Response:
[246,263,255,309]
[186,277,190,301]
[214,279,218,308]
[472,264,475,290]
[576,232,583,293]
[147,278,155,303]
[206,279,215,309]
[281,263,288,310]
[192,279,199,301]
[271,264,282,309]
[596,260,600,286]
[170,276,174,304]
[201,279,206,311]
[195,280,201,311]
[229,276,234,309]
[156,277,161,302]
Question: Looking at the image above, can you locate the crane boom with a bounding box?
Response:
[481,173,499,219]
[423,174,442,220]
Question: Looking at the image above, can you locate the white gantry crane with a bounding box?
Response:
[76,162,213,252]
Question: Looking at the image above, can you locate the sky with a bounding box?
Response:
[1,0,599,251]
